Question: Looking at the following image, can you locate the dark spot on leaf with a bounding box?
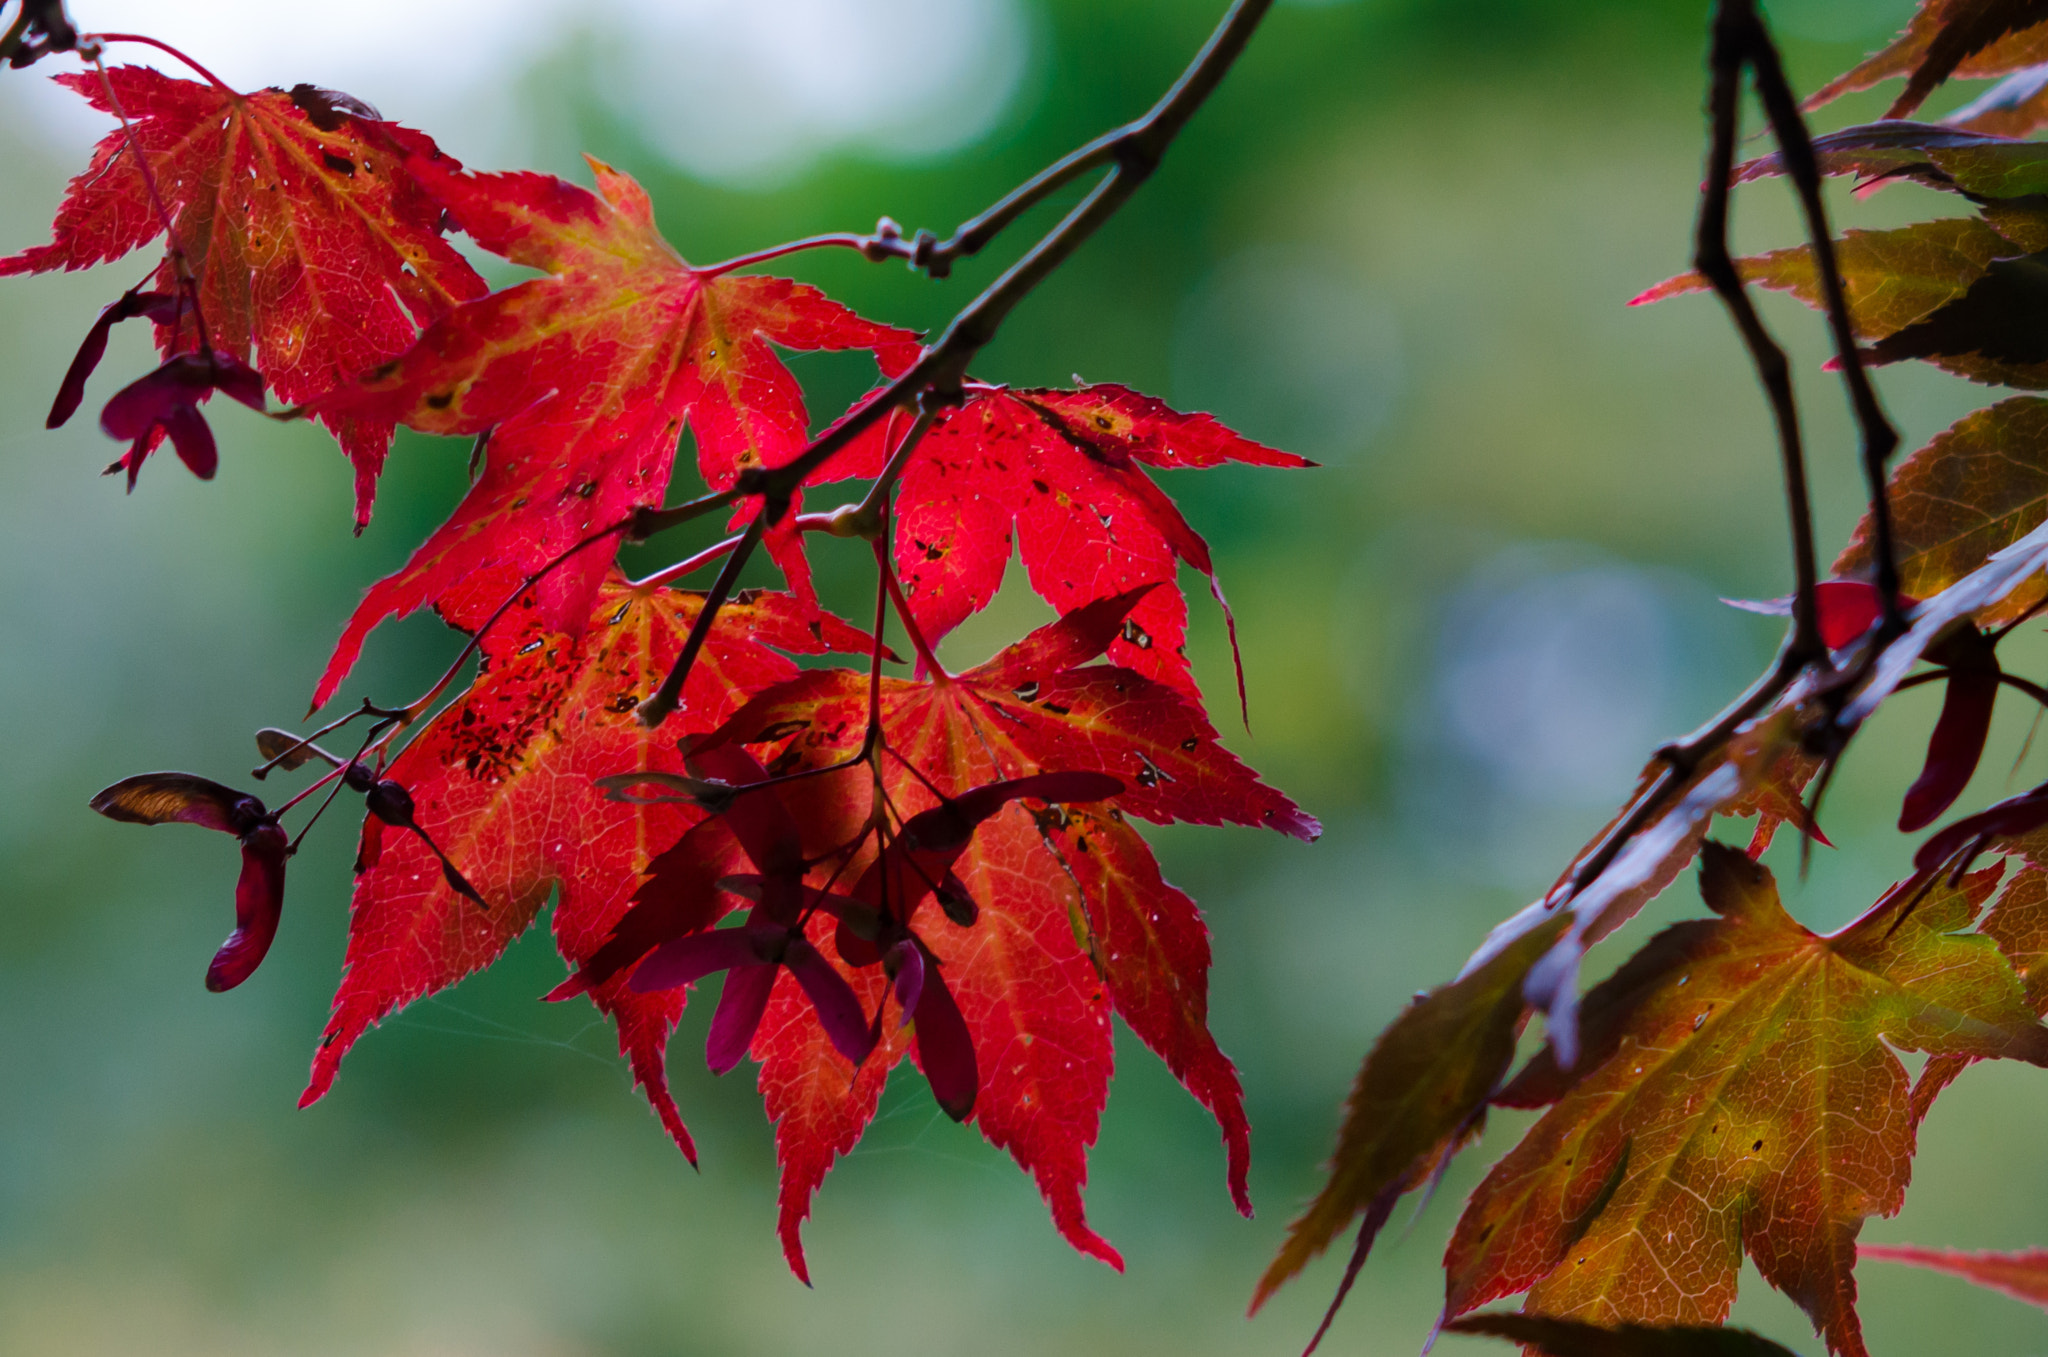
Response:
[750,719,809,744]
[321,151,356,177]
[289,83,381,130]
[425,391,454,410]
[1014,681,1040,701]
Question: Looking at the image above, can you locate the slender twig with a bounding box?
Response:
[1734,1,1903,626]
[622,486,740,544]
[630,0,1272,727]
[881,554,946,679]
[342,510,641,730]
[740,0,1276,507]
[630,513,838,591]
[699,234,883,278]
[2001,672,2048,710]
[1568,0,1907,902]
[633,516,766,727]
[256,699,397,779]
[85,32,233,90]
[1692,2,1825,670]
[0,5,36,63]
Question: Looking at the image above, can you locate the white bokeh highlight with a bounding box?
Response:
[9,0,1027,184]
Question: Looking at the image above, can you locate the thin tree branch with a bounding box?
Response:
[85,32,232,90]
[633,516,765,727]
[1693,0,1825,672]
[741,0,1276,505]
[1735,1,1904,625]
[1568,0,1908,901]
[629,0,1274,726]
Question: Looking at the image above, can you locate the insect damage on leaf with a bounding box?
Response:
[300,574,876,1167]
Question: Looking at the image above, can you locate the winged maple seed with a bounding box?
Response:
[61,0,2048,1343]
[89,772,288,992]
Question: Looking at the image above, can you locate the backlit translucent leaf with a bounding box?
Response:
[1836,398,2048,625]
[1444,846,2048,1357]
[0,67,487,519]
[1805,0,2048,119]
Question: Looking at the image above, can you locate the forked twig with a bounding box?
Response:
[629,0,1274,727]
[1568,0,1903,901]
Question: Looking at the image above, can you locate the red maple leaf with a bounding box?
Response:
[306,156,921,710]
[830,384,1312,704]
[298,570,875,1165]
[571,587,1314,1277]
[0,66,487,516]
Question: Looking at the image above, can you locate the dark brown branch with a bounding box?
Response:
[748,0,1275,504]
[633,515,765,728]
[1570,0,1912,901]
[1693,0,1825,671]
[1736,4,1904,624]
[631,0,1276,726]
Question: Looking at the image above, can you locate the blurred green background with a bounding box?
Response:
[3,0,2046,1352]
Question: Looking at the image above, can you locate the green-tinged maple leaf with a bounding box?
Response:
[1735,122,2048,200]
[1858,1244,2048,1309]
[306,155,920,710]
[1253,723,1800,1320]
[1248,911,1569,1314]
[1912,858,2048,1118]
[1630,217,2021,341]
[1859,248,2048,387]
[0,67,487,518]
[1835,398,2048,625]
[1445,1312,1803,1357]
[1444,845,2048,1357]
[1806,0,2048,119]
[299,571,875,1164]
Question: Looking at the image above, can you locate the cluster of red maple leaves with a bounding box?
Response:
[41,2,2048,1354]
[10,35,1317,1280]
